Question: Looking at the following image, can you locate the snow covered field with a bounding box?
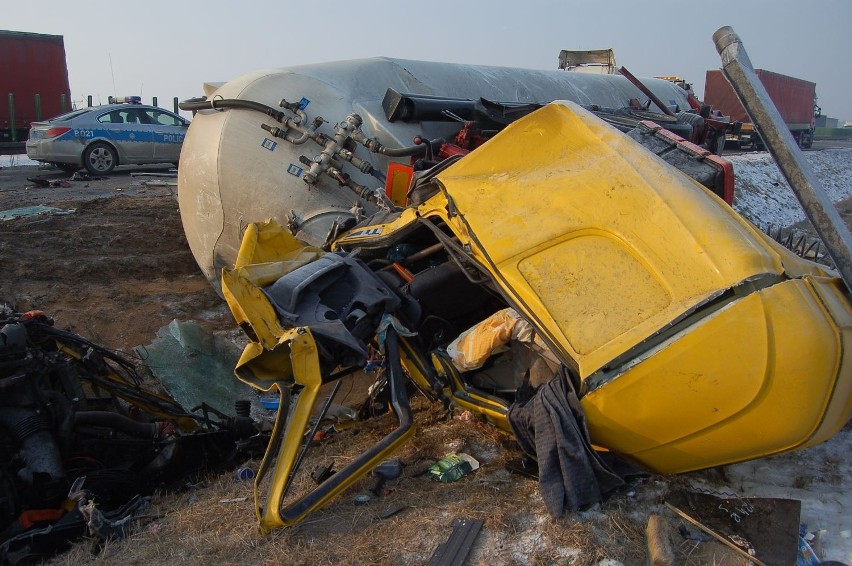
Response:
[730,148,852,230]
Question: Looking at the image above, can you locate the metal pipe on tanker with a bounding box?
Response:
[713,26,852,293]
[618,66,676,117]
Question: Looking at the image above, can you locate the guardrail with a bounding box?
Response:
[815,127,852,140]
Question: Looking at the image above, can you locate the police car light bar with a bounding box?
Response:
[108,96,143,104]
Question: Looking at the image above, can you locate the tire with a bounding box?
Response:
[84,143,117,174]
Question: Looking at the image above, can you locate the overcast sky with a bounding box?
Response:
[6,0,851,122]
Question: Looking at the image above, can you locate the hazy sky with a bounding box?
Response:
[6,0,851,121]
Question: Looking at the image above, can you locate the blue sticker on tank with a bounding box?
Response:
[298,97,310,110]
[287,164,303,177]
[261,138,277,151]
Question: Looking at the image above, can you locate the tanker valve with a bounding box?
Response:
[299,155,320,185]
[278,98,302,113]
[261,123,288,139]
[338,149,375,175]
[326,167,381,204]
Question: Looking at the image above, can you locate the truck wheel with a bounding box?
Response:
[84,143,117,174]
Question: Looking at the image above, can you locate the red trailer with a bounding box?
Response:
[704,69,818,149]
[0,30,71,153]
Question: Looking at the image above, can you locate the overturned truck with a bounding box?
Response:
[176,57,852,532]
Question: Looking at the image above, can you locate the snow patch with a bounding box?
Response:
[731,149,852,230]
[0,154,40,167]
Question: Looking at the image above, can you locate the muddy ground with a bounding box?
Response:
[0,165,232,350]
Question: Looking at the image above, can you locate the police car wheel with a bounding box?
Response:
[84,143,117,174]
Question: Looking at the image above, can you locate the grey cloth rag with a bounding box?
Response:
[508,367,627,517]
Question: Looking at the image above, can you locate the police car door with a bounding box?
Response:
[146,109,187,163]
[100,108,154,162]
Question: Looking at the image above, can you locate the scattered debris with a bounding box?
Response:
[25,177,71,188]
[0,309,266,564]
[353,494,371,506]
[664,490,801,565]
[135,319,253,416]
[378,505,407,520]
[0,204,75,221]
[140,180,177,187]
[428,453,479,483]
[763,224,828,263]
[428,518,483,566]
[370,459,403,495]
[218,497,248,504]
[234,467,255,481]
[645,514,675,566]
[130,172,178,178]
[69,172,106,182]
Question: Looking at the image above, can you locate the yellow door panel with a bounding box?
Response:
[581,277,847,473]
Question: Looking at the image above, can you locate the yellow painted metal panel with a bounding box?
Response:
[437,101,786,376]
[221,219,323,388]
[581,277,849,473]
[516,231,671,354]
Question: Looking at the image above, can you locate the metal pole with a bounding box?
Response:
[173,97,179,114]
[8,94,15,142]
[152,96,158,107]
[88,95,93,107]
[714,26,852,292]
[34,94,41,121]
[618,66,676,117]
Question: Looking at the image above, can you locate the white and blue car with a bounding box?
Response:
[26,98,189,174]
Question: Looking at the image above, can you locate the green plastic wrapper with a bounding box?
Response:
[428,453,479,483]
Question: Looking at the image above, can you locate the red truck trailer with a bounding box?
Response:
[704,69,818,149]
[0,30,71,154]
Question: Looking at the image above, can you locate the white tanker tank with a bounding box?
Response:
[177,57,692,290]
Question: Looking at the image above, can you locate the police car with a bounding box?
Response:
[26,96,190,174]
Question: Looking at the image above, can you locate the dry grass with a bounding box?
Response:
[46,392,670,566]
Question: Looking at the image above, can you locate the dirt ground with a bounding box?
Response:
[0,164,232,350]
[0,162,849,565]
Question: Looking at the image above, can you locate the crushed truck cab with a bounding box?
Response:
[215,101,852,531]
